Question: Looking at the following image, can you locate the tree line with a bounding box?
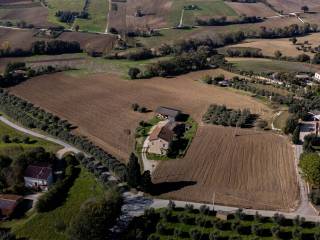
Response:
[0,40,82,58]
[0,90,128,181]
[196,15,262,26]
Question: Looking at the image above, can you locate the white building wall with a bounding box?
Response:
[24,174,53,191]
[315,73,320,81]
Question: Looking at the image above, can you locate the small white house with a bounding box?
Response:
[24,165,53,191]
[314,72,320,82]
[148,122,175,155]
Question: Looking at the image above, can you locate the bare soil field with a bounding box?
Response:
[226,2,277,18]
[224,32,320,58]
[267,0,320,13]
[126,0,172,30]
[0,28,116,52]
[9,70,272,161]
[153,125,299,212]
[0,6,54,28]
[108,0,172,32]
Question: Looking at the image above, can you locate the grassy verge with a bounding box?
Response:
[0,119,61,158]
[3,168,105,240]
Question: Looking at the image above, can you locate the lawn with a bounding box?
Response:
[74,0,108,32]
[168,0,238,26]
[228,58,318,74]
[5,168,105,240]
[0,120,61,158]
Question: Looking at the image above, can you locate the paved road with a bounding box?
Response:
[0,116,81,156]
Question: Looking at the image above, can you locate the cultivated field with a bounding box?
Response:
[227,57,320,73]
[0,2,54,28]
[224,33,320,58]
[267,0,320,13]
[0,28,117,52]
[9,70,272,161]
[225,2,277,18]
[152,125,299,212]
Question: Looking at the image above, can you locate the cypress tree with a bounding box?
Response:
[127,153,141,188]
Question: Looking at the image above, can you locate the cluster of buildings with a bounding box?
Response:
[145,107,184,156]
[0,164,53,219]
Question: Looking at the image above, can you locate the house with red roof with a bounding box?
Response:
[0,194,23,218]
[24,165,53,191]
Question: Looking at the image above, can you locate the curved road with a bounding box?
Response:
[0,116,82,157]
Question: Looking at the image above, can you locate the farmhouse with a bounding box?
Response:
[148,121,176,155]
[24,165,53,191]
[0,194,23,218]
[314,72,320,82]
[156,106,181,121]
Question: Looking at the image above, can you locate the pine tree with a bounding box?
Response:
[127,153,141,188]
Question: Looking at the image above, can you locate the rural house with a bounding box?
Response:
[0,194,23,219]
[314,72,320,82]
[148,121,176,155]
[24,165,53,191]
[156,106,181,121]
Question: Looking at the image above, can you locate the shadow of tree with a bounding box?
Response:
[150,181,196,196]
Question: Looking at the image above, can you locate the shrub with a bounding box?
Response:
[189,228,201,240]
[128,68,141,79]
[185,203,194,213]
[199,205,210,215]
[167,200,176,210]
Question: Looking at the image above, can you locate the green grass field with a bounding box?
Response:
[169,0,238,26]
[74,0,108,32]
[4,168,105,240]
[0,120,61,158]
[47,0,108,32]
[228,58,317,73]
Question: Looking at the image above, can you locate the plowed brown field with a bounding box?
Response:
[9,70,272,161]
[153,125,299,211]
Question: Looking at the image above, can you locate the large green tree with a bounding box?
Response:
[68,189,123,240]
[299,153,320,186]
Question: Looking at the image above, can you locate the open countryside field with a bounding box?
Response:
[136,16,302,48]
[267,0,320,13]
[152,125,299,212]
[223,32,320,58]
[168,0,238,26]
[9,70,272,161]
[0,2,54,28]
[225,2,277,18]
[0,28,117,52]
[227,57,320,73]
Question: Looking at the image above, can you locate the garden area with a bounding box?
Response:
[124,203,320,240]
[2,168,105,240]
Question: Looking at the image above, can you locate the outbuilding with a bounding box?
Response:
[24,165,53,191]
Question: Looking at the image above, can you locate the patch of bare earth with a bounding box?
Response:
[9,70,272,161]
[153,125,299,212]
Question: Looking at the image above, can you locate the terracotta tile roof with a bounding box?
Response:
[0,194,23,217]
[149,124,175,142]
[24,165,52,180]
